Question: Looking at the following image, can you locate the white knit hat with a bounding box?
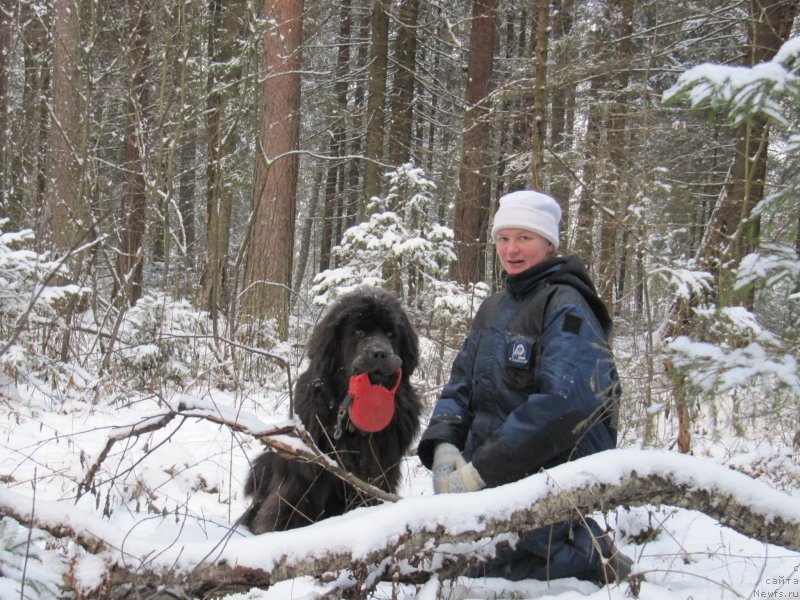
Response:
[490,190,562,249]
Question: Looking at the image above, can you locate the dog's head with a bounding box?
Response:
[307,287,419,387]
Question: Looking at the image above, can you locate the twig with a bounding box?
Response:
[174,400,399,503]
[20,468,37,600]
[76,411,179,499]
[76,401,398,507]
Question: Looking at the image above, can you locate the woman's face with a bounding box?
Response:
[495,228,554,275]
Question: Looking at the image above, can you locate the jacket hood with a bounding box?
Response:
[505,255,613,333]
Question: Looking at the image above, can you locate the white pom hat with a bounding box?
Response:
[490,190,562,249]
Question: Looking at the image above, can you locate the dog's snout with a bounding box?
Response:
[352,333,402,377]
[370,346,389,360]
[363,336,394,359]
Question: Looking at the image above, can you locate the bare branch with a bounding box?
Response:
[175,398,400,503]
[76,399,398,508]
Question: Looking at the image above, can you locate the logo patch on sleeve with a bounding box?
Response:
[563,314,583,335]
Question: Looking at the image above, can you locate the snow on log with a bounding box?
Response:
[1,448,799,597]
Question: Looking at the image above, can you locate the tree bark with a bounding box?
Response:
[40,0,86,258]
[320,1,353,271]
[0,0,10,211]
[11,3,49,230]
[173,0,199,280]
[387,0,420,167]
[115,1,150,307]
[242,0,302,335]
[178,127,197,272]
[548,0,575,216]
[573,74,603,264]
[200,0,246,319]
[597,0,635,311]
[294,165,324,297]
[530,0,549,190]
[362,0,390,215]
[452,0,498,285]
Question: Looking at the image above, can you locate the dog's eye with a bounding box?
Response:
[353,328,365,338]
[385,330,395,338]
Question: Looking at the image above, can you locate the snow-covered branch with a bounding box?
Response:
[77,397,399,507]
[2,449,798,597]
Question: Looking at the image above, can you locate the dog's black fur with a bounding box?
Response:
[240,287,422,533]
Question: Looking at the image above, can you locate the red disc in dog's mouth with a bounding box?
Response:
[347,368,401,433]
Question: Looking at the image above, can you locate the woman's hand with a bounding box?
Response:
[439,462,486,494]
[432,442,466,493]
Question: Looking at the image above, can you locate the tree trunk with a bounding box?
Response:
[294,165,324,301]
[452,0,498,285]
[388,0,420,167]
[362,0,389,215]
[659,1,796,457]
[320,1,353,271]
[173,0,199,284]
[115,1,150,307]
[548,0,575,216]
[321,133,339,272]
[178,132,197,270]
[492,5,520,196]
[597,0,635,311]
[200,0,246,318]
[242,0,302,335]
[0,0,10,212]
[530,0,549,190]
[15,3,49,230]
[714,0,795,308]
[573,75,603,264]
[40,0,86,258]
[702,0,795,284]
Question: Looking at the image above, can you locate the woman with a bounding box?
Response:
[418,190,631,583]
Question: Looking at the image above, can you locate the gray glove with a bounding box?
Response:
[440,462,486,494]
[432,442,466,494]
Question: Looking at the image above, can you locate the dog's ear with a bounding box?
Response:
[305,306,345,377]
[394,306,419,378]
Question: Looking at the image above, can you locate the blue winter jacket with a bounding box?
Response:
[419,256,620,487]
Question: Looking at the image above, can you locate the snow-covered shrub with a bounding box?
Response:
[659,36,800,421]
[428,280,491,332]
[0,517,65,598]
[663,37,799,126]
[415,280,492,387]
[664,245,800,402]
[310,164,490,391]
[310,163,457,313]
[649,259,714,305]
[0,220,86,379]
[111,293,217,388]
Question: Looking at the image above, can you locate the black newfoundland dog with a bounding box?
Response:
[240,287,422,533]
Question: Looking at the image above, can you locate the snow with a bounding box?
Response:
[2,384,799,599]
[649,262,713,301]
[663,36,800,126]
[2,44,800,595]
[668,336,800,393]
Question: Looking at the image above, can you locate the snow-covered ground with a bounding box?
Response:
[1,377,798,600]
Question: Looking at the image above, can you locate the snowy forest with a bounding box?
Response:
[1,0,800,598]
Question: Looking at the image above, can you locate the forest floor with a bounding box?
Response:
[1,373,799,599]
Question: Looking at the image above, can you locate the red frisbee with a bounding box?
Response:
[347,368,402,433]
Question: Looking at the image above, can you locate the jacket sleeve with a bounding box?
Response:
[471,287,617,487]
[417,331,478,470]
